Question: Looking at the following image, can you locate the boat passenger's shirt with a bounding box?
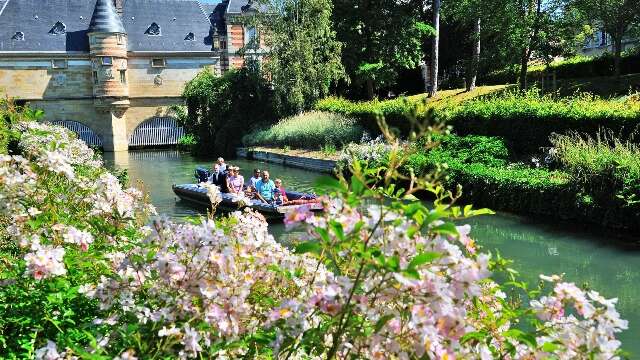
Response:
[250,176,261,188]
[256,179,276,201]
[208,171,228,192]
[274,186,288,205]
[219,164,227,173]
[229,175,245,193]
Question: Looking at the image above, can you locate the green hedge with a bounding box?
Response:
[482,49,640,84]
[400,134,640,232]
[443,91,640,156]
[243,111,364,149]
[315,96,427,136]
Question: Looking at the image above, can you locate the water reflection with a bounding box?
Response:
[104,150,640,354]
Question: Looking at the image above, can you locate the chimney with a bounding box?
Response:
[113,0,124,15]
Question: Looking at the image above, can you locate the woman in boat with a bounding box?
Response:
[276,179,320,206]
[226,166,245,194]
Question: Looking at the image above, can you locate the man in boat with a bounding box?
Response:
[255,170,276,204]
[217,157,227,173]
[208,164,228,193]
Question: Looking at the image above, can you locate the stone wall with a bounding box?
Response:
[237,148,337,174]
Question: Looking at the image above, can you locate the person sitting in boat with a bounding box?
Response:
[226,166,245,194]
[249,168,261,189]
[217,157,227,173]
[208,164,228,193]
[255,170,276,204]
[273,178,289,205]
[275,179,320,206]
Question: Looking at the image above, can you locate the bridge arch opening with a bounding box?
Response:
[128,116,184,148]
[50,120,103,148]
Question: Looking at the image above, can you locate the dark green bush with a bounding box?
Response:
[0,99,44,154]
[444,91,640,156]
[180,68,277,157]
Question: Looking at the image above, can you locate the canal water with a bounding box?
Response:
[104,149,640,354]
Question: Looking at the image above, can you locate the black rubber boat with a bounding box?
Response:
[172,168,323,219]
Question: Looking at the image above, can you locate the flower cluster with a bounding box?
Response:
[339,135,393,167]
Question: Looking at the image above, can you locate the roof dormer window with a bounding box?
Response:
[11,32,24,41]
[184,32,195,41]
[145,22,161,36]
[49,21,66,35]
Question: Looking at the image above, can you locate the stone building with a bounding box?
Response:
[0,0,265,151]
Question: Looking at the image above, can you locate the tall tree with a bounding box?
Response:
[518,0,543,90]
[570,0,640,78]
[333,0,433,99]
[430,0,441,96]
[254,0,345,115]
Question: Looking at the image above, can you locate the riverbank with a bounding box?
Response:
[236,146,337,173]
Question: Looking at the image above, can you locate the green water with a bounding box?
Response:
[104,150,640,354]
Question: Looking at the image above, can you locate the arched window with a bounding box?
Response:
[49,21,66,35]
[145,22,161,36]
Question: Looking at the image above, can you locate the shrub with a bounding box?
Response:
[444,90,640,156]
[0,98,44,153]
[180,68,277,157]
[315,95,427,136]
[243,111,364,149]
[551,132,640,228]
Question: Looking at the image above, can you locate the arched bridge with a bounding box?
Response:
[49,117,185,150]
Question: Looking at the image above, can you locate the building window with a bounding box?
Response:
[184,32,195,41]
[51,59,68,69]
[12,31,24,41]
[220,40,227,49]
[245,26,257,45]
[145,22,161,36]
[117,34,125,45]
[151,58,166,68]
[119,70,126,84]
[101,57,113,66]
[93,71,99,84]
[49,21,66,35]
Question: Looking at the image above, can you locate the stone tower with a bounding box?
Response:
[88,0,129,151]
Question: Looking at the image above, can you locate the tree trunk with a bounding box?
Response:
[421,60,430,93]
[613,32,623,79]
[430,0,440,97]
[467,17,481,92]
[366,78,375,99]
[519,0,542,91]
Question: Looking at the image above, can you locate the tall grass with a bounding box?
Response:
[551,132,640,208]
[243,111,364,149]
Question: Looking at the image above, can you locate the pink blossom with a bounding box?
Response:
[24,246,66,280]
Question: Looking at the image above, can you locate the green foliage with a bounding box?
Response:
[243,111,363,149]
[256,0,345,114]
[332,0,432,98]
[552,132,640,227]
[443,90,640,155]
[483,49,640,84]
[0,99,44,154]
[315,95,428,136]
[180,68,277,157]
[177,134,198,152]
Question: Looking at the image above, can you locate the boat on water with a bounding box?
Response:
[172,168,323,219]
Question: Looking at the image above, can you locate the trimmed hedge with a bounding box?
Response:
[315,96,427,136]
[400,134,640,233]
[443,91,640,156]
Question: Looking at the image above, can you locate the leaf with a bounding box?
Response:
[542,341,560,352]
[402,268,420,280]
[295,241,321,255]
[461,331,488,344]
[386,255,400,272]
[351,176,365,195]
[314,176,346,193]
[408,252,441,270]
[329,221,345,241]
[431,222,459,236]
[503,329,537,348]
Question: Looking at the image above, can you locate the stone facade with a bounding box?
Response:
[0,0,267,151]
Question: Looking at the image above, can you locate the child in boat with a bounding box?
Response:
[275,180,320,206]
[273,178,288,205]
[226,166,245,194]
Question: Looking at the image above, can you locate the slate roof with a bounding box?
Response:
[226,0,267,15]
[0,0,213,53]
[89,0,125,34]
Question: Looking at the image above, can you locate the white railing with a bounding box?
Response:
[50,120,103,148]
[128,117,184,147]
